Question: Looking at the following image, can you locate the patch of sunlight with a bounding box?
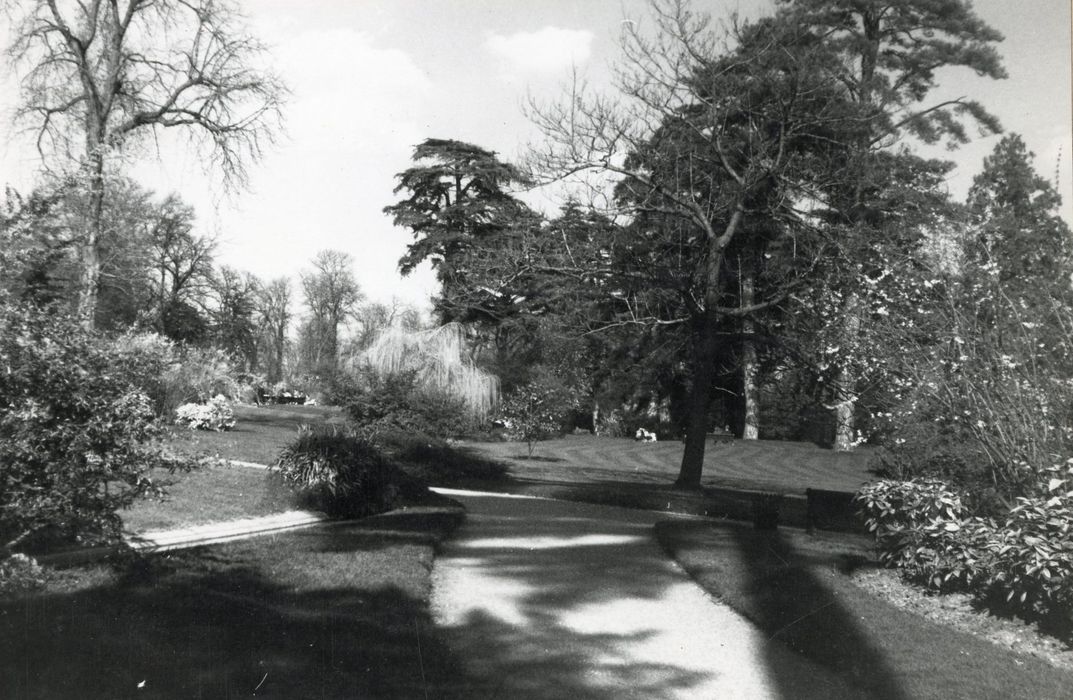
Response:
[432,567,537,628]
[557,580,783,697]
[456,534,645,550]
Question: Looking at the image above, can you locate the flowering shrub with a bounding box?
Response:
[175,395,235,431]
[0,553,47,595]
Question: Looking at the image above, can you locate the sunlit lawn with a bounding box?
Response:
[121,463,290,533]
[463,434,875,494]
[167,404,344,465]
[656,520,1073,699]
[120,405,346,533]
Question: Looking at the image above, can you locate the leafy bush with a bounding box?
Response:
[341,368,475,439]
[0,553,47,596]
[497,375,579,456]
[107,333,244,417]
[0,302,188,555]
[856,462,1073,628]
[162,345,242,413]
[983,461,1073,620]
[174,395,236,431]
[273,426,421,518]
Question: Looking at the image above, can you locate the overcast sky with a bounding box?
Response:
[0,0,1070,312]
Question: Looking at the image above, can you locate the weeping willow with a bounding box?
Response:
[361,322,499,420]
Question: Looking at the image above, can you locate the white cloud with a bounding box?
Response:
[486,27,593,75]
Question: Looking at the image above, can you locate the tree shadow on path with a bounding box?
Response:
[432,495,851,699]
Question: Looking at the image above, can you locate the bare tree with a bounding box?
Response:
[4,0,286,326]
[299,250,362,378]
[147,193,215,341]
[255,276,291,385]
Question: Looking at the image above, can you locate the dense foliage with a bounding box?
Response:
[338,367,476,440]
[0,301,188,555]
[496,373,580,457]
[857,463,1073,630]
[273,426,420,518]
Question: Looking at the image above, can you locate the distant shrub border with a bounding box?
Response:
[856,460,1073,630]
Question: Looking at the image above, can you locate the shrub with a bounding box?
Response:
[273,426,421,518]
[496,376,579,456]
[856,478,988,591]
[342,368,476,439]
[983,461,1073,620]
[175,395,236,431]
[0,302,188,555]
[857,462,1073,627]
[162,345,242,412]
[0,553,47,596]
[106,333,245,417]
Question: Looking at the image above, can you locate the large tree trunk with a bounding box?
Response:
[833,364,856,451]
[677,207,742,489]
[741,271,759,440]
[832,293,862,451]
[76,152,106,329]
[676,310,719,489]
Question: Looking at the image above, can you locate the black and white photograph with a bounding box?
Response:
[0,1,1071,697]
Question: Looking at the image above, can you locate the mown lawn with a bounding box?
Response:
[167,404,344,465]
[656,519,1073,699]
[121,462,290,533]
[118,405,344,533]
[463,433,876,494]
[2,504,468,700]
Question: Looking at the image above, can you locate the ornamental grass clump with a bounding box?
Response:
[273,426,421,518]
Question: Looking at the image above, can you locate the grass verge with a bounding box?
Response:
[121,463,291,533]
[1,499,468,700]
[656,519,1073,699]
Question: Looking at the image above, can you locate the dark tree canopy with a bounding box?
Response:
[968,134,1071,284]
[385,138,534,323]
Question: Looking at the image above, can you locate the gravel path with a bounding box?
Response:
[430,490,858,699]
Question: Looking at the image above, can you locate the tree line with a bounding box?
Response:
[0,175,423,390]
[385,0,1073,496]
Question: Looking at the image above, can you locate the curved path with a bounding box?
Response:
[430,490,858,699]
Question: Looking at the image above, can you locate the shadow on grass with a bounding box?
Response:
[508,455,567,463]
[0,508,468,700]
[657,520,1073,700]
[727,525,908,700]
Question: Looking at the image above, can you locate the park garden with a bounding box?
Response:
[1,0,1072,696]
